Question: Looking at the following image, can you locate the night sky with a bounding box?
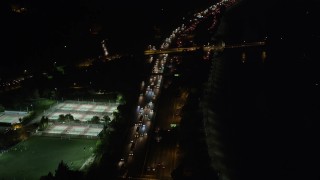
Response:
[1,0,211,74]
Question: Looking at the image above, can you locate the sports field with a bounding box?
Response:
[44,124,103,137]
[47,101,118,122]
[0,136,97,179]
[0,111,28,125]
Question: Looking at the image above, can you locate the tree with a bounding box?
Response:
[58,114,65,122]
[32,88,40,99]
[40,116,45,124]
[40,116,49,130]
[40,172,54,180]
[65,114,74,122]
[116,94,125,104]
[112,111,120,120]
[102,115,111,125]
[41,89,51,99]
[55,160,69,179]
[41,161,84,180]
[91,116,100,124]
[0,104,4,112]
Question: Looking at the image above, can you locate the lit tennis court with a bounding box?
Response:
[59,103,79,111]
[48,112,61,120]
[92,105,108,113]
[0,111,28,125]
[44,123,103,137]
[77,104,94,112]
[67,126,87,135]
[46,101,117,122]
[70,113,85,120]
[48,124,69,134]
[107,106,117,113]
[85,128,103,136]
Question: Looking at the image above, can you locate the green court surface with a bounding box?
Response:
[60,107,73,111]
[0,115,21,124]
[93,108,105,113]
[0,136,97,180]
[0,116,15,123]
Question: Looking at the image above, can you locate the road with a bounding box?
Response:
[120,0,239,179]
[140,77,188,180]
[119,55,167,179]
[121,53,185,179]
[135,51,192,180]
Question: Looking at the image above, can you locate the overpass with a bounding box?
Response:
[144,41,265,55]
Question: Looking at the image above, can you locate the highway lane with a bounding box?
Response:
[120,55,167,179]
[121,53,181,179]
[142,129,178,180]
[140,55,189,180]
[122,0,239,178]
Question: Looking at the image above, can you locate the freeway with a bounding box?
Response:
[119,55,167,178]
[121,53,185,179]
[121,0,240,179]
[140,77,188,179]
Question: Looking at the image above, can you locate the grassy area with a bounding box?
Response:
[0,136,97,179]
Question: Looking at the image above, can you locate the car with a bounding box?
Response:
[134,132,139,138]
[129,151,134,156]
